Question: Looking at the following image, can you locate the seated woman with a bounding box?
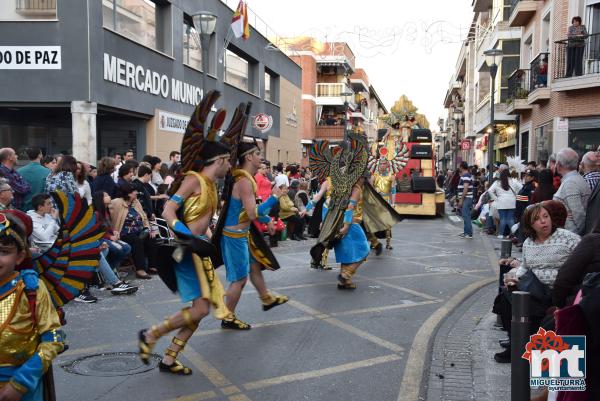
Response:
[278,184,306,240]
[109,183,158,280]
[492,203,581,363]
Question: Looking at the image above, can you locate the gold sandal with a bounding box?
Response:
[158,338,192,375]
[262,294,289,311]
[221,314,252,330]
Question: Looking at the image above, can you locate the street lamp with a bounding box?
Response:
[192,11,218,100]
[484,48,503,183]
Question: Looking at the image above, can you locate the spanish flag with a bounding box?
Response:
[231,1,250,40]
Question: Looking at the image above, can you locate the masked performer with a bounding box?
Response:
[138,91,247,375]
[310,134,404,289]
[211,140,288,330]
[370,160,396,250]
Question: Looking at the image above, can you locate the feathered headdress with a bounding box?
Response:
[506,156,526,174]
[171,90,251,194]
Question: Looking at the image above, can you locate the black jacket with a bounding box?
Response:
[585,182,600,234]
[515,181,535,221]
[91,174,117,198]
[132,179,153,218]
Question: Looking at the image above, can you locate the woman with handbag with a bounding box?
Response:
[109,182,159,280]
[492,203,580,363]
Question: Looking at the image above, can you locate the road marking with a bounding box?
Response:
[355,274,440,301]
[331,300,439,317]
[285,298,404,353]
[163,390,218,401]
[396,277,495,401]
[243,354,402,391]
[194,316,316,336]
[324,317,405,353]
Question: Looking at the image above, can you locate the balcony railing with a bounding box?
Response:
[529,52,549,91]
[16,0,56,12]
[553,33,600,79]
[507,69,531,101]
[315,126,344,140]
[316,83,353,98]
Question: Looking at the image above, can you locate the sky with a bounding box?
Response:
[246,0,474,130]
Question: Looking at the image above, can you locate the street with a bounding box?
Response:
[54,217,497,401]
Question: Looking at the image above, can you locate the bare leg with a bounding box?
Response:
[161,298,209,365]
[225,277,247,313]
[249,262,268,298]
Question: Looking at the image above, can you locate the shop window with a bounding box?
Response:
[103,0,159,52]
[225,49,249,92]
[0,0,57,20]
[569,128,600,160]
[183,16,201,71]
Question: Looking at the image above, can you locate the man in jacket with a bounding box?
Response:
[585,146,600,234]
[17,147,49,212]
[0,148,31,210]
[27,193,60,252]
[554,147,590,235]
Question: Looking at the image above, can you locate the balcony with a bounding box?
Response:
[315,83,356,108]
[15,0,56,16]
[506,69,533,114]
[552,33,600,92]
[315,126,344,141]
[351,103,370,121]
[508,0,539,27]
[527,53,551,104]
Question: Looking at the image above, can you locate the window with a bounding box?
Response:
[535,123,553,164]
[500,40,520,102]
[225,49,249,92]
[103,0,157,51]
[183,17,202,71]
[0,0,57,20]
[264,72,271,102]
[521,131,529,161]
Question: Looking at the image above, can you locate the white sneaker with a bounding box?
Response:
[497,235,504,239]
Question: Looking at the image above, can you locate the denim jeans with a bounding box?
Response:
[99,248,120,285]
[104,240,131,271]
[498,208,515,237]
[461,197,473,236]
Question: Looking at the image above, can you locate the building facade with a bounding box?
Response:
[506,0,600,162]
[280,38,388,165]
[443,0,523,168]
[0,0,302,165]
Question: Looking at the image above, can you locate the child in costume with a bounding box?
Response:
[0,212,64,401]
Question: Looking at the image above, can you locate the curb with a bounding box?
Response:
[396,276,496,401]
[396,218,501,401]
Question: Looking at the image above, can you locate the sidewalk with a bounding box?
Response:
[423,210,518,400]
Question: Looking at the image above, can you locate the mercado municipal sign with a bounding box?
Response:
[103,53,203,106]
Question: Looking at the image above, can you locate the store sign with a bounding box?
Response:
[158,111,189,134]
[0,46,61,69]
[103,53,203,106]
[460,140,471,151]
[253,113,273,133]
[286,104,298,128]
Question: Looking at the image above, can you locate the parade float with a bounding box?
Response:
[375,95,445,216]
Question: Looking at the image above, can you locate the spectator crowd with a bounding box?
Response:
[0,147,320,303]
[440,146,600,399]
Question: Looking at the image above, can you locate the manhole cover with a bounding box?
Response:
[62,352,161,376]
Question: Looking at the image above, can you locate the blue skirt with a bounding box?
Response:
[174,252,202,303]
[221,229,250,283]
[334,223,370,264]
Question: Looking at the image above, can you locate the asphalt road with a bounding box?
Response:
[54,216,496,401]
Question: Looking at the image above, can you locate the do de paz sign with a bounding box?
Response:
[0,46,61,70]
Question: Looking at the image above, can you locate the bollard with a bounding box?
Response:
[511,291,531,401]
[501,239,512,258]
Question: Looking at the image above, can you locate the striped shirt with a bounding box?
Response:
[458,173,473,199]
[584,171,600,192]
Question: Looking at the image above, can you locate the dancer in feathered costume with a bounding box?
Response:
[365,146,408,252]
[0,192,103,401]
[211,138,288,330]
[309,133,403,289]
[138,91,247,375]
